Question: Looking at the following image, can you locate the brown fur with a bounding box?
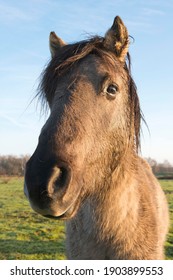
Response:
[24,16,169,260]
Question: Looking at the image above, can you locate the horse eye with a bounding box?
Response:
[106,84,118,96]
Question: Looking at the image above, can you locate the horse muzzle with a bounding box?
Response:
[24,156,81,220]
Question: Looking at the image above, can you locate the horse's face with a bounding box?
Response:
[24,17,136,219]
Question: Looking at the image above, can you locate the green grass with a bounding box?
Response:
[0,177,65,260]
[0,177,172,259]
[159,180,173,259]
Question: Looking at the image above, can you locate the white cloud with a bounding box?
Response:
[142,8,165,16]
[0,3,31,22]
[0,112,31,129]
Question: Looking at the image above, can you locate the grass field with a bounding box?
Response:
[0,177,65,260]
[160,180,173,259]
[0,177,172,260]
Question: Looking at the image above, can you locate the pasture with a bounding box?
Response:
[0,176,172,260]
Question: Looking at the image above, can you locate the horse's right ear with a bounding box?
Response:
[104,16,129,62]
[49,32,66,57]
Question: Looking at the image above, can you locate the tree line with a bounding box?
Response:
[0,155,173,177]
[0,155,30,176]
[145,158,173,178]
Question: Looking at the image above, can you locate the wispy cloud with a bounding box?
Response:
[0,112,29,128]
[142,8,165,16]
[0,3,31,22]
[0,1,46,25]
[126,19,152,28]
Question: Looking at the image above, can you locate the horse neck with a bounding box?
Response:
[90,152,139,237]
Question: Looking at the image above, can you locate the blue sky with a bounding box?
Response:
[0,0,173,164]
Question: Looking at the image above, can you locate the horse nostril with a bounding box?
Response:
[53,166,71,193]
[55,167,67,187]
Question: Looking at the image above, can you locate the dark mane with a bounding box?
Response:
[38,36,142,152]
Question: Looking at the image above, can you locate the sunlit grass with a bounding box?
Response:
[0,177,172,259]
[0,177,65,260]
[160,180,173,259]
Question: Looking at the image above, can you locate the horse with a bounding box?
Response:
[24,16,169,259]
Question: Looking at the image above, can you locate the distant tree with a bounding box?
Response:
[145,158,173,175]
[0,155,30,176]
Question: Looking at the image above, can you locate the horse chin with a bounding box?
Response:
[43,199,80,220]
[44,204,77,220]
[28,189,81,221]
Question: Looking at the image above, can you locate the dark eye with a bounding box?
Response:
[106,84,118,96]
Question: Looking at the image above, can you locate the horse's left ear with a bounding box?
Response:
[49,32,66,57]
[104,16,129,62]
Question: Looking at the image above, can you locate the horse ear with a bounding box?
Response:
[104,16,129,62]
[49,32,66,57]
